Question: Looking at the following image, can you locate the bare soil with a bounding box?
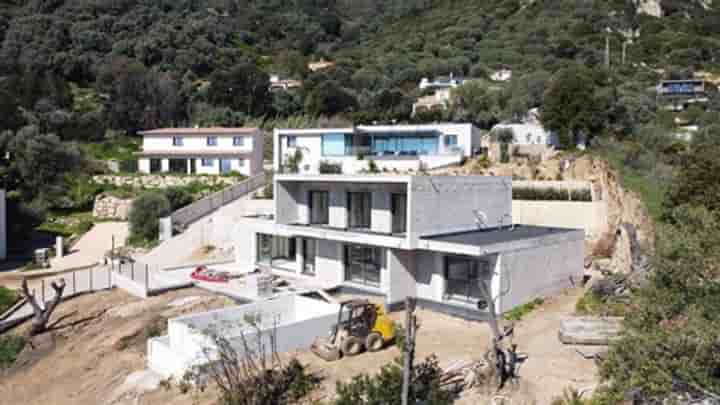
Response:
[0,287,596,405]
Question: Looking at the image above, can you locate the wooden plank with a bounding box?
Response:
[559,316,623,345]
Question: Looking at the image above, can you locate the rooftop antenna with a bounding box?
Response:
[473,210,488,229]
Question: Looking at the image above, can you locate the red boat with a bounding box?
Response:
[191,266,230,283]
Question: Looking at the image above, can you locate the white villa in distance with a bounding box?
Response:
[274,123,482,175]
[136,127,264,176]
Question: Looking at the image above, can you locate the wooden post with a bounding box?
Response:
[402,297,417,405]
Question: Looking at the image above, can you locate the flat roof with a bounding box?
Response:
[275,174,412,183]
[135,150,253,157]
[423,225,579,247]
[139,127,259,136]
[275,123,475,135]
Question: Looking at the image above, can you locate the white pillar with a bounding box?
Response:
[187,158,192,175]
[138,158,151,174]
[56,236,64,258]
[161,158,169,173]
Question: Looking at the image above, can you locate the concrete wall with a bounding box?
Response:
[497,234,585,313]
[0,190,5,260]
[276,180,407,232]
[512,200,608,239]
[386,249,417,306]
[409,176,512,241]
[148,295,340,378]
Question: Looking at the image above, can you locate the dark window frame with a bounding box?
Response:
[347,191,372,229]
[443,256,490,304]
[391,193,407,234]
[344,244,382,287]
[207,136,218,146]
[308,190,330,225]
[172,136,184,146]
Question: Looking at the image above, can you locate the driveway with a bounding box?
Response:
[50,222,129,272]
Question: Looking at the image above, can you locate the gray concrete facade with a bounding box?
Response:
[235,175,584,319]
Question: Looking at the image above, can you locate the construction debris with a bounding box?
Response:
[559,317,623,345]
[440,359,492,391]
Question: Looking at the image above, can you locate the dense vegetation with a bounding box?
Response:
[1,0,720,401]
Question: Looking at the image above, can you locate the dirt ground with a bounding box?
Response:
[0,287,597,405]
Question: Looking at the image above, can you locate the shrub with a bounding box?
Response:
[512,187,592,201]
[0,335,26,369]
[367,159,379,173]
[334,355,456,405]
[0,286,20,314]
[503,297,544,321]
[128,192,171,243]
[163,186,194,211]
[319,161,342,174]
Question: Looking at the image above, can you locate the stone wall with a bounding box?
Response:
[93,194,134,220]
[92,175,239,189]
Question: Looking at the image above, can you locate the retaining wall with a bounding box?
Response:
[512,200,608,239]
[148,295,339,378]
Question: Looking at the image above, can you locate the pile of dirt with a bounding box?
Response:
[0,288,233,405]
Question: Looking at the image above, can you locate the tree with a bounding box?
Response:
[599,205,720,402]
[450,82,501,128]
[304,81,358,116]
[663,140,720,215]
[0,126,83,207]
[541,66,608,148]
[208,62,271,116]
[20,277,66,335]
[128,192,171,243]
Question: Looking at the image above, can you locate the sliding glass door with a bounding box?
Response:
[302,239,316,276]
[256,234,296,269]
[348,192,371,229]
[344,245,382,287]
[391,193,407,234]
[309,191,329,225]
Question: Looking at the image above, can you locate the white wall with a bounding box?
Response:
[491,123,558,147]
[148,295,340,378]
[512,200,608,239]
[143,134,255,152]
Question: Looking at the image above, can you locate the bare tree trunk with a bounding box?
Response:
[478,280,518,390]
[402,297,418,405]
[20,277,66,335]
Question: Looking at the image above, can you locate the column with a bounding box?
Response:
[161,158,169,173]
[187,158,192,175]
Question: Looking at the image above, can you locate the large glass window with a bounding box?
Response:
[321,133,347,156]
[444,256,490,303]
[172,136,183,146]
[150,159,162,173]
[344,245,382,287]
[348,192,371,229]
[309,191,329,225]
[207,136,218,146]
[303,239,316,276]
[391,193,407,234]
[256,234,296,270]
[233,136,245,146]
[371,135,438,156]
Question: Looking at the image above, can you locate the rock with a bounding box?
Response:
[559,317,623,345]
[107,370,163,404]
[93,194,134,220]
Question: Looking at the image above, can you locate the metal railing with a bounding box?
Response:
[170,172,267,230]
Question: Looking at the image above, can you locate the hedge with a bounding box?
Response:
[512,187,592,201]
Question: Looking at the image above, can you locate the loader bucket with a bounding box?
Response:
[310,338,341,362]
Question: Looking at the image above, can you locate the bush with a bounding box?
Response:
[319,161,342,174]
[0,335,26,369]
[6,193,46,241]
[504,297,544,321]
[128,192,171,243]
[334,355,456,405]
[512,187,592,201]
[163,186,194,211]
[0,286,20,314]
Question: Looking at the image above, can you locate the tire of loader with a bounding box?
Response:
[340,336,364,356]
[365,332,384,352]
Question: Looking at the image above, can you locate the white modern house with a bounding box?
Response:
[490,122,559,147]
[274,124,482,175]
[419,74,467,91]
[233,174,584,319]
[136,127,264,176]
